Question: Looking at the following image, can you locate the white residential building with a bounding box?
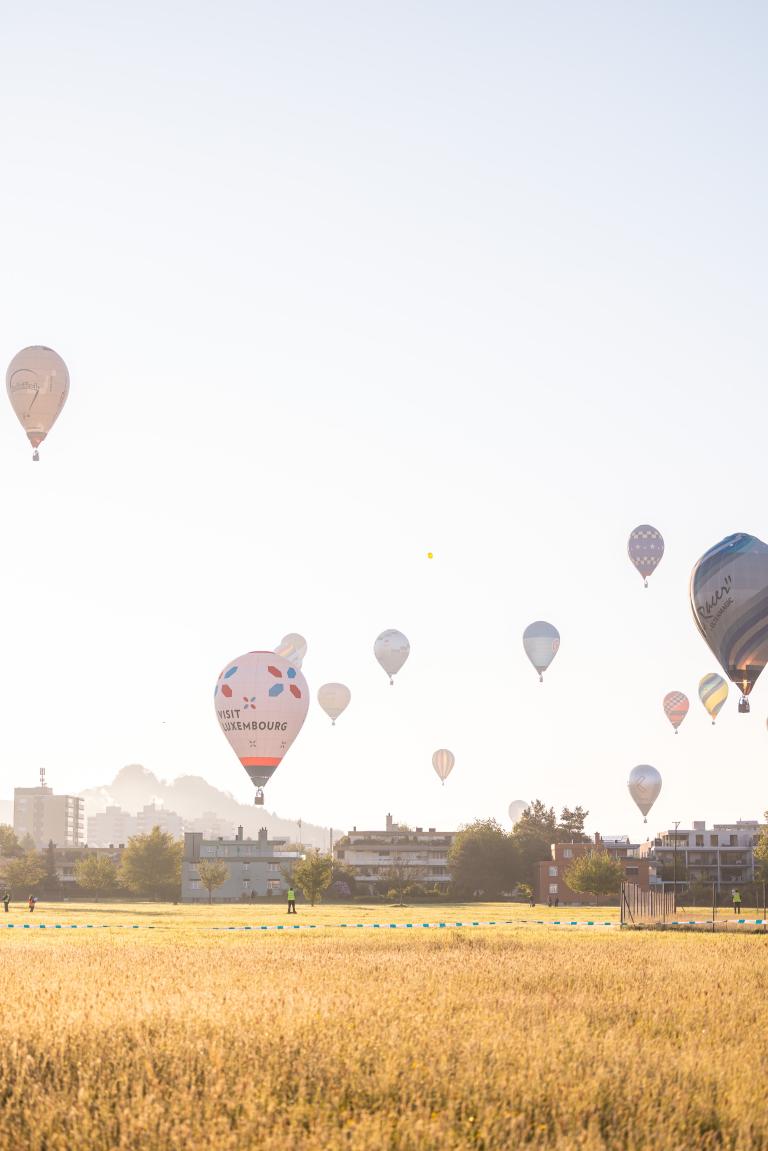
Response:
[182,826,301,901]
[334,814,455,894]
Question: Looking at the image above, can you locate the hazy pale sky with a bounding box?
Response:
[1,1,766,836]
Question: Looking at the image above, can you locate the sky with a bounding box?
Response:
[0,1,766,838]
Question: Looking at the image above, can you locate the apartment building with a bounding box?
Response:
[639,820,760,889]
[14,782,84,849]
[536,835,656,904]
[333,814,455,894]
[181,826,301,901]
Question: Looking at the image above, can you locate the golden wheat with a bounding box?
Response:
[0,906,766,1150]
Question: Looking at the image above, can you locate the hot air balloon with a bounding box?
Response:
[317,683,351,725]
[6,346,69,461]
[508,800,527,826]
[663,691,689,734]
[690,533,768,714]
[523,621,560,682]
[627,765,661,823]
[374,629,410,685]
[214,651,309,804]
[274,633,307,668]
[698,673,728,724]
[628,525,664,587]
[432,748,454,785]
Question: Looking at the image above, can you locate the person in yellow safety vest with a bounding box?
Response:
[287,887,296,914]
[732,889,742,915]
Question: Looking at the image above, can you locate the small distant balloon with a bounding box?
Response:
[508,800,527,826]
[6,345,69,461]
[628,525,664,587]
[699,672,728,724]
[523,621,560,682]
[317,683,351,725]
[432,748,454,785]
[627,764,662,823]
[427,552,433,559]
[374,629,410,685]
[663,692,689,734]
[274,634,307,668]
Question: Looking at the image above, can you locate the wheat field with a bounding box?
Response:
[0,903,766,1150]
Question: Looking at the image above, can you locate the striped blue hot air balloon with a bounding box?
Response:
[690,533,768,714]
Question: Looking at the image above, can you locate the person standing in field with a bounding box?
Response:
[732,889,742,915]
[2,890,9,913]
[28,894,36,913]
[287,887,296,914]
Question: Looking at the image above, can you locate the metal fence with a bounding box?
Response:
[620,883,675,925]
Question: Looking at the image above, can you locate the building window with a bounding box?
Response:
[267,879,281,891]
[730,835,738,846]
[549,884,558,895]
[548,866,558,877]
[710,836,718,847]
[695,835,703,847]
[242,878,251,887]
[563,848,573,859]
[625,866,638,875]
[189,880,200,891]
[268,863,280,873]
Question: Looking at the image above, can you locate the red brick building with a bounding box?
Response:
[536,835,656,905]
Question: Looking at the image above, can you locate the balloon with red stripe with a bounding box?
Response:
[663,691,689,734]
[214,650,309,797]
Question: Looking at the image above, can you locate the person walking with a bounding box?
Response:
[732,888,742,915]
[287,887,296,914]
[2,890,9,913]
[28,894,37,913]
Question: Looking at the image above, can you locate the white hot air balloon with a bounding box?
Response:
[432,748,455,785]
[523,621,560,682]
[508,800,527,826]
[627,765,662,824]
[317,683,351,725]
[374,629,410,685]
[273,633,307,668]
[6,345,69,461]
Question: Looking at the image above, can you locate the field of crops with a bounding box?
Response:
[1,903,766,1150]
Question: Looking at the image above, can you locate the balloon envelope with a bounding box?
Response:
[508,800,527,826]
[627,764,662,820]
[374,629,410,683]
[628,525,664,586]
[214,651,309,790]
[317,682,351,724]
[690,533,768,697]
[663,691,689,732]
[6,346,69,454]
[274,633,307,668]
[698,672,728,723]
[523,621,560,681]
[432,748,455,783]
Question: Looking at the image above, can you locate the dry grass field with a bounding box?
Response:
[1,903,766,1150]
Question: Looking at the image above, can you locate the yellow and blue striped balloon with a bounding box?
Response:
[698,673,728,725]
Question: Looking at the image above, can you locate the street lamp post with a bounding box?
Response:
[672,820,680,912]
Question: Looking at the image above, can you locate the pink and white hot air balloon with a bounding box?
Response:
[214,650,309,804]
[663,691,689,734]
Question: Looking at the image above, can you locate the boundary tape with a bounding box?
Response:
[1,918,764,932]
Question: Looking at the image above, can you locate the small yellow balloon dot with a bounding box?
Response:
[427,552,433,559]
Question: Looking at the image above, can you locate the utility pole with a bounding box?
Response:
[297,818,302,849]
[672,821,680,912]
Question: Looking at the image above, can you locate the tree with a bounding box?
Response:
[118,827,182,900]
[448,819,517,899]
[0,825,23,858]
[381,859,421,905]
[565,852,624,905]
[41,841,61,899]
[754,811,768,884]
[328,860,357,898]
[291,852,333,906]
[510,801,558,885]
[75,855,119,899]
[196,858,229,903]
[0,851,47,894]
[557,806,590,843]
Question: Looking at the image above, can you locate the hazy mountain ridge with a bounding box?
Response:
[80,765,329,848]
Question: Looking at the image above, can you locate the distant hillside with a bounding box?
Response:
[79,764,329,848]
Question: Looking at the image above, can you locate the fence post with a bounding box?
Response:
[712,882,716,933]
